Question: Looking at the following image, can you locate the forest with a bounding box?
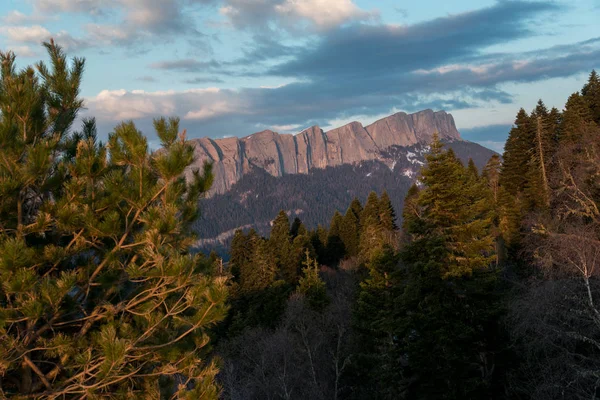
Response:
[1,41,600,399]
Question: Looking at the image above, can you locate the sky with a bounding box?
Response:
[0,0,598,152]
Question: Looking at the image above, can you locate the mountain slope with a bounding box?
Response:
[193,140,497,255]
[187,109,460,195]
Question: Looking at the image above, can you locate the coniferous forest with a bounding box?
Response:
[1,42,600,400]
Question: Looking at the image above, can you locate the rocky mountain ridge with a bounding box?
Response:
[187,109,461,195]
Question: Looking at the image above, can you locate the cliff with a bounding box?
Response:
[186,109,461,195]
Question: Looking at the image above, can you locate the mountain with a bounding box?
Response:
[187,109,461,195]
[192,139,497,257]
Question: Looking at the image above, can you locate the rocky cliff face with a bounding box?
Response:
[187,109,461,195]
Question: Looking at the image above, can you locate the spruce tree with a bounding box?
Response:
[500,108,535,196]
[340,207,360,257]
[326,211,346,265]
[393,134,500,399]
[582,69,600,123]
[0,43,228,398]
[561,92,594,142]
[467,158,479,179]
[361,191,381,231]
[379,190,398,231]
[269,210,295,282]
[349,197,363,222]
[296,251,329,311]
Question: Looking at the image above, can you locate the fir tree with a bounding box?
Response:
[582,70,600,123]
[379,190,398,231]
[561,92,595,142]
[340,206,360,257]
[0,43,227,398]
[296,251,329,311]
[500,108,535,196]
[269,210,295,282]
[326,211,346,265]
[242,239,277,292]
[361,191,381,231]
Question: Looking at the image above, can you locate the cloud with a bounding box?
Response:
[460,124,513,143]
[0,25,90,52]
[32,0,213,47]
[78,1,598,145]
[184,76,225,84]
[2,11,54,25]
[137,75,158,82]
[269,1,560,79]
[150,59,222,73]
[33,0,112,15]
[220,0,375,32]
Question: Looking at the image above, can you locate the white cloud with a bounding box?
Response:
[220,0,375,31]
[2,10,54,25]
[4,45,38,57]
[0,25,90,52]
[0,25,51,43]
[185,101,232,120]
[33,0,113,15]
[85,87,236,122]
[275,0,374,30]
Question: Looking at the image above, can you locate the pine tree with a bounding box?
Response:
[297,251,329,311]
[242,239,277,292]
[500,108,535,196]
[340,206,360,257]
[582,70,600,123]
[290,216,306,238]
[349,197,363,222]
[269,210,296,282]
[0,43,227,398]
[351,246,402,397]
[361,191,381,231]
[561,92,595,142]
[379,190,398,231]
[326,210,346,265]
[467,158,479,179]
[392,134,500,399]
[401,183,421,238]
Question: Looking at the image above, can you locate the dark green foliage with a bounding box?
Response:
[297,251,329,311]
[379,190,398,231]
[340,205,361,257]
[0,43,227,398]
[500,108,535,197]
[326,211,346,265]
[582,69,600,123]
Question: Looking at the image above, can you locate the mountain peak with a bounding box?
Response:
[187,109,462,195]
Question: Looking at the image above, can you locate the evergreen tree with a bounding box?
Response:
[349,197,363,222]
[340,206,360,257]
[326,210,346,265]
[242,239,277,292]
[467,158,479,179]
[582,69,600,123]
[561,92,595,142]
[401,183,422,238]
[351,246,401,397]
[392,134,500,399]
[296,251,329,311]
[500,108,535,196]
[361,191,381,231]
[0,43,227,398]
[269,210,295,282]
[379,190,398,231]
[290,216,306,238]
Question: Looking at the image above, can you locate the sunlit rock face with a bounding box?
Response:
[186,109,461,196]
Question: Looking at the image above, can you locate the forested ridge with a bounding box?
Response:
[1,41,600,399]
[213,70,600,399]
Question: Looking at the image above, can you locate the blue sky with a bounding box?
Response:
[0,0,598,152]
